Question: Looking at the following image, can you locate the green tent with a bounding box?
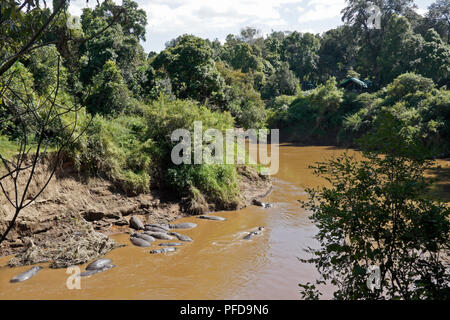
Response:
[339,77,368,90]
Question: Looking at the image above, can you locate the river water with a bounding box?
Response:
[0,145,448,299]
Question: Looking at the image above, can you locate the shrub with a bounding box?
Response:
[284,77,344,141]
[143,96,241,211]
[340,73,449,156]
[73,115,153,195]
[300,148,449,299]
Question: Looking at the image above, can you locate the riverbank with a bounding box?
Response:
[0,160,271,268]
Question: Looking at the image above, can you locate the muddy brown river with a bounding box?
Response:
[0,145,448,299]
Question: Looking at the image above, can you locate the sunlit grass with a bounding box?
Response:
[0,135,19,161]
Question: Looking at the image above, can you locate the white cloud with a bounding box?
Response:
[139,0,301,34]
[297,0,346,23]
[66,0,435,52]
[66,0,97,17]
[414,8,427,16]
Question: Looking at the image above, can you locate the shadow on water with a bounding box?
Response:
[426,161,450,202]
[280,142,346,151]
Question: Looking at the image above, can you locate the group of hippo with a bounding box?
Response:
[128,216,197,254]
[128,214,233,253]
[9,199,273,283]
[9,258,117,283]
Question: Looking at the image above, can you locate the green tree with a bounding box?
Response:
[152,35,226,106]
[416,28,450,83]
[342,0,416,32]
[426,0,450,43]
[281,32,320,81]
[217,62,266,129]
[79,0,147,86]
[86,60,132,115]
[342,0,417,83]
[263,31,287,70]
[318,26,359,81]
[300,148,449,299]
[223,42,262,73]
[262,62,299,99]
[377,15,422,85]
[300,114,449,299]
[0,0,67,77]
[26,45,69,95]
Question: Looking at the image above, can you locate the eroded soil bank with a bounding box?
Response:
[0,160,271,267]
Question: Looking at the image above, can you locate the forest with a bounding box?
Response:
[1,0,449,202]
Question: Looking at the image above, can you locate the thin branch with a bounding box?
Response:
[0,0,67,77]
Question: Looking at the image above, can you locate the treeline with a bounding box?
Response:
[61,0,448,153]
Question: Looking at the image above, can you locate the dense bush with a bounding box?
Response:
[300,149,449,299]
[267,78,344,142]
[86,60,135,115]
[217,62,266,129]
[142,97,241,211]
[261,62,299,100]
[73,114,153,195]
[71,95,242,208]
[340,73,450,156]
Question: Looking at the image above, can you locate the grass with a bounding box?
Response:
[0,135,19,161]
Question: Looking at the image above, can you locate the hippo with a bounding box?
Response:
[144,231,174,240]
[10,266,43,283]
[130,216,144,230]
[243,232,258,240]
[150,247,176,254]
[145,226,169,233]
[130,236,152,247]
[168,232,193,242]
[169,222,197,229]
[86,258,113,271]
[159,242,182,247]
[144,224,170,231]
[132,233,156,242]
[80,264,116,277]
[197,215,227,221]
[243,227,265,240]
[252,199,273,208]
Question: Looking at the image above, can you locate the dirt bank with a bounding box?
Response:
[0,160,271,267]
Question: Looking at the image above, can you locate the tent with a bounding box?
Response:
[339,77,368,91]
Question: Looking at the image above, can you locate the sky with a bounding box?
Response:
[67,0,436,53]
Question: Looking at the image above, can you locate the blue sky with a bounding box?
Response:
[68,0,436,53]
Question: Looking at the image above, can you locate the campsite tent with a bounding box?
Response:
[339,77,368,92]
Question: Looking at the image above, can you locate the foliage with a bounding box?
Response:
[300,117,450,299]
[341,73,450,156]
[281,32,320,82]
[217,62,267,129]
[152,35,226,106]
[73,114,153,195]
[426,0,450,43]
[318,26,359,81]
[269,78,344,142]
[224,42,263,73]
[377,15,422,85]
[85,60,134,115]
[416,28,450,83]
[26,46,69,95]
[79,0,147,87]
[142,97,240,210]
[262,62,299,100]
